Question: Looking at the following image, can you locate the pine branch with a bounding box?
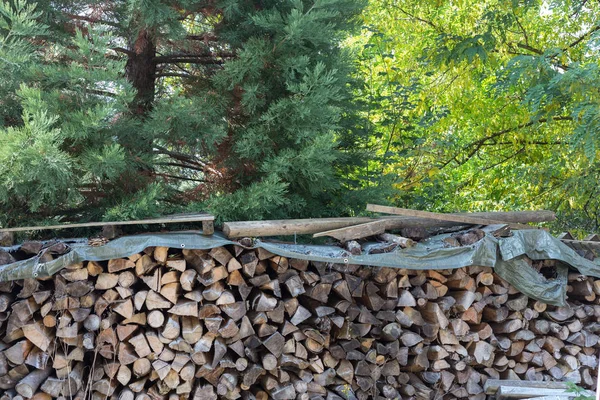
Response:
[85,88,118,97]
[154,146,206,167]
[111,47,134,56]
[156,162,206,172]
[187,34,218,42]
[154,57,227,65]
[153,146,222,177]
[156,173,206,183]
[63,13,120,28]
[153,52,235,64]
[156,73,195,78]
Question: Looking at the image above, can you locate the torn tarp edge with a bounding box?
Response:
[0,229,596,305]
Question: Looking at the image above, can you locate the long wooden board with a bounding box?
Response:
[560,238,600,253]
[223,217,375,238]
[0,213,214,233]
[525,397,576,400]
[484,380,580,394]
[313,220,388,241]
[223,210,555,238]
[366,204,536,230]
[497,386,581,399]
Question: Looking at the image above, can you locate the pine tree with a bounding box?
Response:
[0,0,366,226]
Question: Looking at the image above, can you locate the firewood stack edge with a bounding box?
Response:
[0,243,598,400]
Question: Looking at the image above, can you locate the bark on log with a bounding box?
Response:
[0,236,597,400]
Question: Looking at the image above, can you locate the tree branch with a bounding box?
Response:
[153,52,235,64]
[469,115,572,147]
[111,47,134,56]
[482,146,526,171]
[439,115,573,168]
[155,173,206,183]
[153,146,223,178]
[566,25,600,50]
[506,48,570,71]
[512,12,529,47]
[515,43,544,55]
[153,146,207,168]
[156,73,196,78]
[156,162,206,172]
[154,57,228,65]
[187,34,218,42]
[85,88,117,98]
[389,4,439,31]
[480,140,566,146]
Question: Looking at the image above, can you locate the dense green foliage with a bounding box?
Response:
[0,0,372,227]
[354,0,600,231]
[3,0,600,230]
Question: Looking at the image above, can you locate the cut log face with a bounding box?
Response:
[0,240,597,399]
[22,322,52,352]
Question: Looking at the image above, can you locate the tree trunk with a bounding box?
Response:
[126,29,156,115]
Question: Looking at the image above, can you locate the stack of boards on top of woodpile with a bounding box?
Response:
[0,234,600,400]
[222,205,556,256]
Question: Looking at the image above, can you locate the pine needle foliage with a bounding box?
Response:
[0,0,369,227]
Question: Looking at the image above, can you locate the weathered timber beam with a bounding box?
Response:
[313,220,389,241]
[223,210,555,238]
[367,204,551,230]
[0,214,214,233]
[484,379,576,394]
[560,239,600,253]
[223,217,374,238]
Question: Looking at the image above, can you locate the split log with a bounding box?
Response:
[15,367,51,398]
[0,237,597,400]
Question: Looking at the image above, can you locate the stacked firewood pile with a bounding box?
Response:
[0,243,598,400]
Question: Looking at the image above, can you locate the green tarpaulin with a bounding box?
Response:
[1,229,598,306]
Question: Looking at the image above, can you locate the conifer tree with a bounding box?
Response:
[0,0,365,226]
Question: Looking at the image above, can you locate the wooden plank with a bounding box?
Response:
[223,217,374,238]
[313,220,388,241]
[485,380,594,398]
[596,356,600,400]
[497,386,587,399]
[583,234,600,242]
[366,204,536,230]
[524,397,576,400]
[557,232,575,240]
[223,211,555,238]
[0,213,214,233]
[561,239,600,253]
[484,380,571,394]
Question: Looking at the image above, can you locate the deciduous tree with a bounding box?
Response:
[356,0,600,230]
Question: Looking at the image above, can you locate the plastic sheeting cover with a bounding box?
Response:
[0,229,598,306]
